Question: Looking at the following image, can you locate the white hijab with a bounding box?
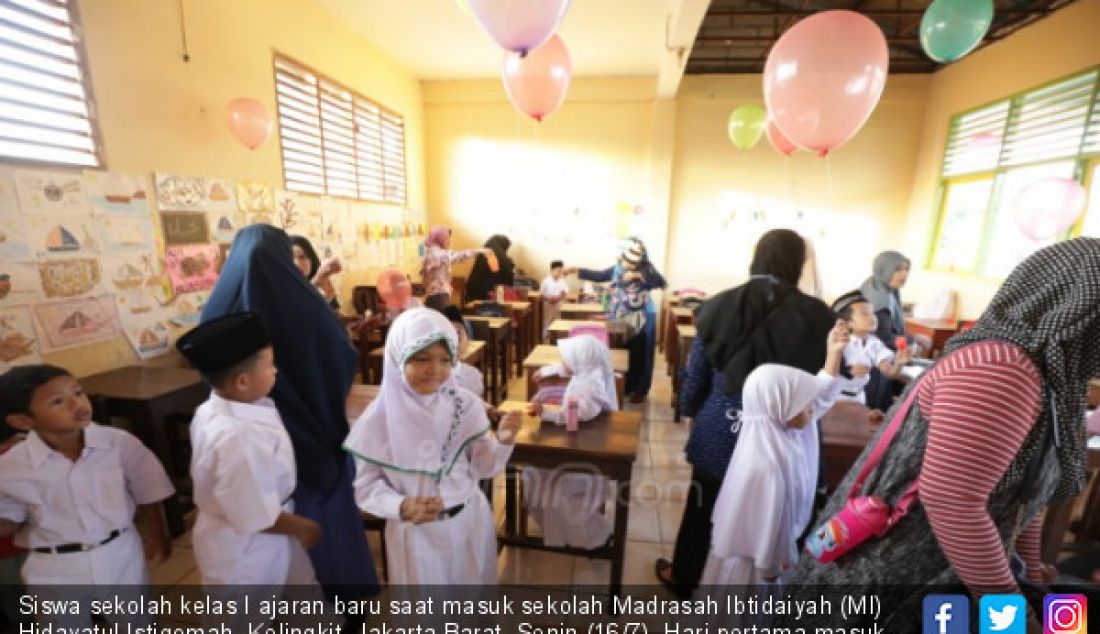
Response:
[559,335,619,411]
[710,364,821,573]
[344,308,490,480]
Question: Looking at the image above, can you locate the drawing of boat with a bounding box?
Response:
[45,225,80,251]
[113,263,144,290]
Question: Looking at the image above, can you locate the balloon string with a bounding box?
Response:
[825,155,835,215]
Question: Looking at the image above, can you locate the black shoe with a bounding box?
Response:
[654,558,693,599]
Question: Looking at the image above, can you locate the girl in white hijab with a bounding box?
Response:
[344,308,519,584]
[703,336,845,586]
[524,335,620,549]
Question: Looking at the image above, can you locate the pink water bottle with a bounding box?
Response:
[565,397,579,433]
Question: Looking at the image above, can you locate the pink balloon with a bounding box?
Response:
[377,269,412,310]
[763,11,888,157]
[225,98,272,150]
[968,131,1000,152]
[468,0,570,54]
[765,119,798,156]
[1013,177,1087,241]
[502,35,571,122]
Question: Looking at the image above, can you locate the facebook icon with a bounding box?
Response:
[923,595,970,634]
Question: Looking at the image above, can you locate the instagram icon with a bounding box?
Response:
[1044,595,1087,634]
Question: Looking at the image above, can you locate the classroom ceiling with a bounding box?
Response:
[687,0,1078,74]
[313,0,672,80]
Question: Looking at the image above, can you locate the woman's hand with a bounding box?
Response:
[318,257,342,278]
[400,496,444,524]
[562,267,579,276]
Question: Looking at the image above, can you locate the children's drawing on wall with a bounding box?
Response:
[95,215,157,253]
[165,244,219,294]
[155,173,210,212]
[237,180,274,215]
[275,190,300,230]
[160,211,210,245]
[0,262,43,308]
[114,290,171,360]
[207,211,243,243]
[0,306,40,370]
[0,169,20,215]
[83,171,151,215]
[36,257,103,300]
[15,170,88,215]
[168,291,207,328]
[101,253,162,294]
[31,295,120,354]
[0,216,33,260]
[26,215,99,258]
[204,179,237,212]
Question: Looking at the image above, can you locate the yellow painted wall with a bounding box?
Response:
[901,0,1100,318]
[52,0,426,376]
[666,74,931,300]
[422,77,676,287]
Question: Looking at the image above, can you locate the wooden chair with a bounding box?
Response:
[451,276,467,307]
[352,285,384,316]
[361,513,389,582]
[356,316,389,384]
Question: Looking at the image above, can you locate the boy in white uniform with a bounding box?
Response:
[441,305,484,398]
[0,364,173,628]
[177,312,321,592]
[540,260,570,339]
[830,291,910,414]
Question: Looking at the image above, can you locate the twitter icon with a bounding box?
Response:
[980,595,1026,634]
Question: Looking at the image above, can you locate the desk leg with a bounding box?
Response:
[515,321,527,378]
[487,335,500,406]
[610,478,630,597]
[146,403,187,538]
[505,465,518,537]
[502,330,513,384]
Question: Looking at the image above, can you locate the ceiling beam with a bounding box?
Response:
[696,35,923,44]
[705,7,1049,17]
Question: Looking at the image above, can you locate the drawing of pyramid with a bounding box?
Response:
[46,225,80,251]
[217,216,233,231]
[138,327,163,349]
[60,310,94,333]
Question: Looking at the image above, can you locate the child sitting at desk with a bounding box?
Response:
[540,260,570,338]
[524,335,619,550]
[831,290,910,420]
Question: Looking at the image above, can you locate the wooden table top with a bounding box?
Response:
[671,306,696,319]
[820,401,876,448]
[367,340,485,362]
[676,324,697,339]
[497,401,641,463]
[81,366,204,401]
[523,345,628,373]
[465,316,511,329]
[904,318,959,330]
[469,300,532,311]
[560,303,607,314]
[546,319,626,334]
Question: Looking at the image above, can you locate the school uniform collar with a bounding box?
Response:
[212,392,283,429]
[25,423,109,468]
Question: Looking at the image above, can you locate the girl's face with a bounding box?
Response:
[888,262,910,289]
[404,341,453,395]
[786,407,811,429]
[291,245,312,278]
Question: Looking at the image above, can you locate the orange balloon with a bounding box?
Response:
[225,97,272,150]
[377,269,411,310]
[502,35,571,122]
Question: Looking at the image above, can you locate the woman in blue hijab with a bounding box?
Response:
[202,225,378,596]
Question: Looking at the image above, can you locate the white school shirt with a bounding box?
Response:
[453,362,484,398]
[540,276,569,300]
[189,393,315,586]
[0,423,174,549]
[837,335,895,404]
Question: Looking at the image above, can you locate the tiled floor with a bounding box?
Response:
[150,352,691,588]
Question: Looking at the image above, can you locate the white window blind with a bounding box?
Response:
[941,102,1009,177]
[274,55,406,204]
[0,0,101,167]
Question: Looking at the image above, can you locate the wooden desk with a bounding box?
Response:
[496,401,641,597]
[365,341,486,387]
[523,345,628,401]
[467,316,512,405]
[559,303,608,320]
[545,319,628,348]
[664,307,696,376]
[658,295,683,352]
[905,318,959,357]
[672,325,696,422]
[81,366,208,537]
[819,401,876,492]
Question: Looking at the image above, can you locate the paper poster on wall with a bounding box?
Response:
[0,306,41,371]
[0,169,18,215]
[246,210,276,226]
[14,169,89,215]
[0,216,33,260]
[37,257,103,300]
[95,215,157,253]
[26,215,99,258]
[207,211,243,243]
[31,295,120,354]
[114,289,171,360]
[168,291,207,328]
[114,287,162,318]
[204,179,237,213]
[165,244,218,294]
[161,211,210,245]
[83,171,151,216]
[237,181,274,212]
[155,173,209,212]
[100,252,162,294]
[274,191,301,231]
[0,262,43,308]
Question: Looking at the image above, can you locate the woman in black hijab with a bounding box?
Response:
[656,229,837,596]
[289,235,340,312]
[464,235,515,301]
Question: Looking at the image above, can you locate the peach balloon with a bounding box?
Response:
[225,98,272,150]
[502,35,571,122]
[766,118,798,156]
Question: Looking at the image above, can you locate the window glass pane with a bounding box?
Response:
[932,178,994,272]
[1079,164,1100,238]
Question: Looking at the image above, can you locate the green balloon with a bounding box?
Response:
[920,0,994,63]
[727,104,767,150]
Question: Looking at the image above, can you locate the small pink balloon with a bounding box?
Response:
[765,118,798,156]
[225,98,272,150]
[968,131,1000,152]
[763,10,888,157]
[502,35,571,122]
[377,269,412,310]
[468,0,570,54]
[1013,177,1087,241]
